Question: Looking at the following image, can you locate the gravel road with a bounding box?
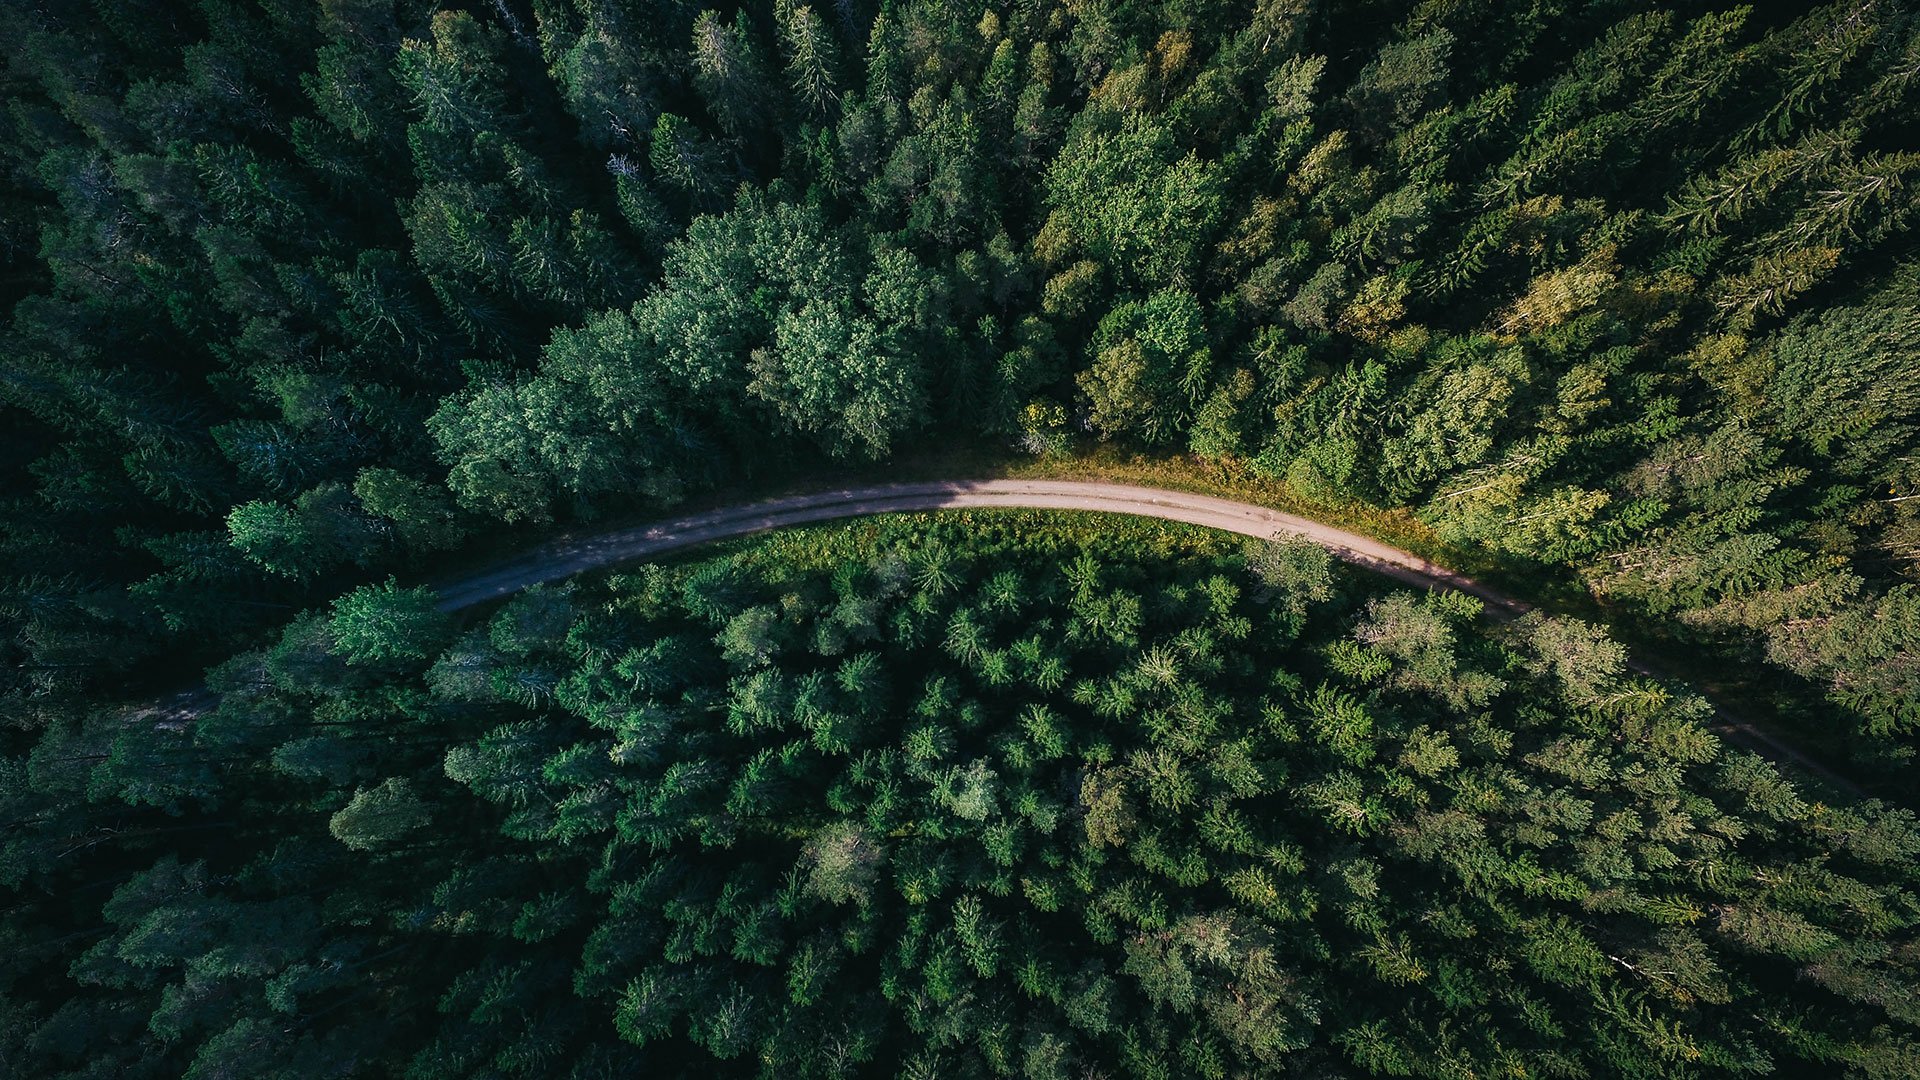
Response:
[433,480,1527,613]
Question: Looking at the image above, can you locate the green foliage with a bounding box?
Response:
[1040,114,1224,292]
[8,514,1920,1074]
[8,0,1920,1073]
[1078,288,1211,443]
[328,579,451,665]
[4,0,1920,769]
[329,777,432,851]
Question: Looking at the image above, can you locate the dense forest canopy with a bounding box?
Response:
[6,514,1920,1077]
[5,0,1920,1075]
[3,0,1919,765]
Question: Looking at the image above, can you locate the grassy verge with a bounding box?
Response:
[640,507,1257,574]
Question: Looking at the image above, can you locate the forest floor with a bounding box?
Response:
[426,475,1857,796]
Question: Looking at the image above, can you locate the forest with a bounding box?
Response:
[2,0,1920,1076]
[5,514,1918,1076]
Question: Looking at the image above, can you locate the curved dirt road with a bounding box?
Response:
[429,479,1844,791]
[435,480,1525,612]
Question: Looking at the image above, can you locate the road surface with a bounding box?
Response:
[434,480,1522,612]
[428,479,1848,791]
